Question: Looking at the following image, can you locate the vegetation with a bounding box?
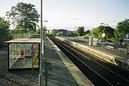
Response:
[114,19,129,43]
[84,30,90,35]
[91,25,114,40]
[6,2,39,34]
[0,17,10,47]
[1,2,129,45]
[48,29,58,36]
[76,26,85,36]
[47,29,75,37]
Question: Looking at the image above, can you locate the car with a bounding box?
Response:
[93,40,112,46]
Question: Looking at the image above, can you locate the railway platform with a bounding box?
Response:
[57,36,129,69]
[43,37,93,86]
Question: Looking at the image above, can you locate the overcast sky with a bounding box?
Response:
[0,0,129,30]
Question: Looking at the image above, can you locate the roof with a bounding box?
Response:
[6,38,41,43]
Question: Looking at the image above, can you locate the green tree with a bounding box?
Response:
[50,29,59,36]
[104,26,115,40]
[0,17,9,47]
[114,19,129,42]
[84,30,90,35]
[76,26,84,36]
[36,28,40,35]
[10,29,19,35]
[91,26,114,40]
[91,26,103,38]
[6,2,39,33]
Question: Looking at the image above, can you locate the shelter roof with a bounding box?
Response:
[6,38,41,43]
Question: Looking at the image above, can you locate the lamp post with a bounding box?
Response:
[39,0,48,85]
[39,0,43,86]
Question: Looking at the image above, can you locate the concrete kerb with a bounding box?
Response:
[73,42,116,64]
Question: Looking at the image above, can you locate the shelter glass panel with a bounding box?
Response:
[9,43,39,69]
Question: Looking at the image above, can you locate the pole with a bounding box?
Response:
[101,23,105,47]
[39,0,43,86]
[103,26,105,47]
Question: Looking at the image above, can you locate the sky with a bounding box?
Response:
[0,0,129,30]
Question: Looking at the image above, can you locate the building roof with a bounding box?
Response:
[6,38,41,43]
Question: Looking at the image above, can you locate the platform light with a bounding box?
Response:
[39,0,43,86]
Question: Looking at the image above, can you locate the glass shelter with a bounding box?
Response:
[6,38,40,70]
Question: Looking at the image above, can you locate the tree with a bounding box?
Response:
[91,26,103,38]
[36,28,40,35]
[6,2,39,33]
[104,26,115,39]
[9,29,19,38]
[36,27,47,34]
[50,29,59,36]
[76,26,84,36]
[91,26,114,40]
[0,17,9,47]
[114,19,129,42]
[84,30,90,35]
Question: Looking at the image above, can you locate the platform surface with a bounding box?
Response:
[41,37,93,86]
[62,36,129,67]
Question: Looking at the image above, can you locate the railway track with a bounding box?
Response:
[50,37,129,86]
